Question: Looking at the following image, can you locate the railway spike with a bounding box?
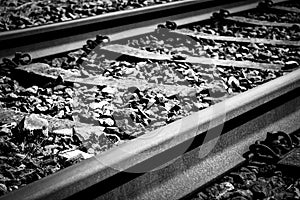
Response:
[16,53,32,65]
[86,39,98,49]
[165,21,177,30]
[219,9,230,17]
[249,141,280,161]
[290,134,300,147]
[82,44,92,53]
[157,23,166,29]
[2,58,19,68]
[257,0,274,9]
[155,24,170,35]
[274,131,293,150]
[211,9,230,20]
[2,52,32,68]
[211,12,220,20]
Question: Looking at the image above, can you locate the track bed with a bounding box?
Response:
[188,130,300,200]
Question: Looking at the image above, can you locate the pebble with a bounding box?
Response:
[73,83,81,88]
[102,86,117,94]
[45,98,54,104]
[89,101,108,109]
[25,86,38,94]
[53,128,73,136]
[235,54,243,59]
[0,184,7,195]
[53,85,66,91]
[35,105,48,112]
[228,76,240,88]
[0,127,11,136]
[7,93,18,99]
[59,149,93,160]
[64,88,73,97]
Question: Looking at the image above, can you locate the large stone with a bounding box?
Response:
[53,126,114,155]
[19,114,49,137]
[59,149,94,160]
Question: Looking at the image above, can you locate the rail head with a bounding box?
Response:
[1,68,299,200]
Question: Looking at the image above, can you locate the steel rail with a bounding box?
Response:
[0,0,287,61]
[1,68,300,200]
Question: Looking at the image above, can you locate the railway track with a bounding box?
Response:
[0,0,277,60]
[0,0,300,199]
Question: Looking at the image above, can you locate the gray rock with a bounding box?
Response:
[19,114,49,137]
